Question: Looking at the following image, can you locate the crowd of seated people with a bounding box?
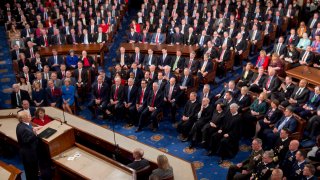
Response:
[3,0,320,179]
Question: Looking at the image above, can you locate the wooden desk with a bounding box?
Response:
[0,160,22,180]
[39,44,107,65]
[53,144,135,180]
[0,117,19,147]
[286,66,320,86]
[43,107,197,180]
[120,42,198,57]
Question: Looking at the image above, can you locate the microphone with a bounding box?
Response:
[61,107,67,125]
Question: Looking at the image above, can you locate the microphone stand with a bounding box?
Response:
[111,114,120,161]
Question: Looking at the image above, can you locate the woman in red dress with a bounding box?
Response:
[33,107,52,126]
[130,20,141,33]
[99,20,109,33]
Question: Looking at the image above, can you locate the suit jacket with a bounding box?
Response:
[262,23,274,35]
[66,34,80,44]
[196,35,210,46]
[198,60,213,73]
[11,90,31,108]
[11,49,24,60]
[94,33,107,43]
[236,94,252,109]
[46,87,62,105]
[197,105,214,123]
[80,34,94,44]
[183,33,197,45]
[263,76,281,93]
[203,47,218,59]
[239,70,254,86]
[143,55,158,67]
[171,33,183,44]
[127,32,139,43]
[127,159,150,171]
[272,43,287,56]
[217,49,231,62]
[128,68,144,80]
[51,34,67,45]
[249,73,267,88]
[116,53,131,66]
[285,35,300,46]
[234,39,247,53]
[146,91,164,109]
[305,93,320,110]
[16,122,38,167]
[158,55,172,67]
[184,59,199,74]
[221,37,234,49]
[171,56,185,71]
[164,84,180,101]
[130,53,144,65]
[124,85,138,105]
[25,47,38,59]
[151,33,165,43]
[299,51,314,65]
[249,30,261,41]
[92,83,109,102]
[48,56,64,67]
[110,85,125,103]
[275,115,297,133]
[136,87,150,107]
[290,87,310,104]
[179,75,194,88]
[265,108,283,124]
[74,68,88,84]
[139,33,151,43]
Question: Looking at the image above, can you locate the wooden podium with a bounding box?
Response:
[37,120,75,157]
[0,160,22,180]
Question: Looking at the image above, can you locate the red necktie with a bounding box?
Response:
[44,36,48,46]
[114,86,119,100]
[139,89,144,104]
[155,34,159,43]
[266,78,271,90]
[135,54,139,63]
[151,91,156,107]
[188,60,192,68]
[98,84,101,96]
[51,88,54,95]
[25,74,28,82]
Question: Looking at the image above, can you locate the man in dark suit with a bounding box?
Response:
[18,100,36,117]
[130,47,144,68]
[128,62,144,81]
[263,68,281,97]
[196,30,210,48]
[46,79,62,107]
[214,45,231,78]
[106,77,125,118]
[80,29,94,44]
[298,46,314,66]
[48,49,64,71]
[116,47,131,69]
[171,27,183,45]
[151,28,165,44]
[16,111,40,180]
[51,29,67,45]
[271,76,296,102]
[74,62,88,101]
[183,27,197,45]
[234,33,247,66]
[215,80,240,103]
[20,24,35,38]
[249,25,262,53]
[307,13,319,29]
[179,68,194,93]
[127,27,139,43]
[66,28,80,44]
[154,72,167,92]
[88,75,109,118]
[164,77,180,123]
[136,82,164,132]
[123,78,138,126]
[130,80,150,126]
[11,44,24,60]
[262,106,297,149]
[203,41,219,60]
[171,50,185,73]
[139,29,151,43]
[236,86,252,110]
[189,97,214,148]
[184,51,199,74]
[143,49,158,70]
[177,92,201,141]
[11,84,31,108]
[281,79,310,107]
[158,48,171,70]
[127,148,150,170]
[269,37,287,58]
[21,66,35,84]
[197,54,213,82]
[249,67,267,93]
[221,31,234,49]
[294,86,320,118]
[94,27,107,44]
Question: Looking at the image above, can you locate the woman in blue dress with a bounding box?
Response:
[62,78,75,114]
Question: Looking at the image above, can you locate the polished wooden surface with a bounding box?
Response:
[0,118,19,142]
[43,107,196,180]
[120,42,198,56]
[37,120,75,157]
[286,66,320,86]
[53,145,133,180]
[0,160,22,180]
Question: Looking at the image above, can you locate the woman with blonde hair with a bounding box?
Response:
[149,155,173,179]
[32,81,46,107]
[255,50,269,70]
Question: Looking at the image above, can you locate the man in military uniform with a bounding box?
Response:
[226,138,264,180]
[250,150,276,180]
[279,140,300,177]
[288,150,307,180]
[272,128,291,163]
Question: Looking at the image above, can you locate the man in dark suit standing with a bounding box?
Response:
[143,49,158,70]
[234,33,248,66]
[197,54,213,82]
[164,77,181,124]
[158,48,172,70]
[183,27,196,45]
[189,97,214,148]
[136,82,164,132]
[127,27,139,43]
[281,79,310,107]
[127,148,150,170]
[123,78,138,126]
[214,45,231,78]
[16,111,41,180]
[74,62,88,101]
[130,80,150,126]
[171,50,185,73]
[94,27,107,44]
[88,75,109,118]
[66,28,80,44]
[46,79,62,107]
[130,47,144,68]
[106,77,125,118]
[11,84,31,108]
